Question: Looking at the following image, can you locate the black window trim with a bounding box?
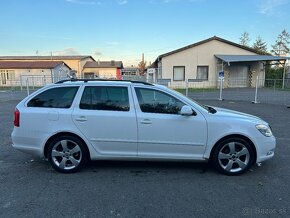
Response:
[134,87,187,115]
[79,85,131,112]
[26,86,79,109]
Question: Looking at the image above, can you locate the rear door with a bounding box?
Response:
[72,85,138,156]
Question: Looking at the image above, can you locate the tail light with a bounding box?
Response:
[14,108,20,127]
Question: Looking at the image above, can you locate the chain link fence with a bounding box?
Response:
[1,76,290,106]
[0,75,65,101]
[155,78,290,106]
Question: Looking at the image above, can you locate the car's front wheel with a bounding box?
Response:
[47,135,88,173]
[212,137,255,175]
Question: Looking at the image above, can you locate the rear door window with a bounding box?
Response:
[80,86,130,111]
[27,87,79,108]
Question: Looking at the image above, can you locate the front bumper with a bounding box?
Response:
[255,135,276,163]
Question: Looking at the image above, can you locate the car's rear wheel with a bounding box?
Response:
[47,135,88,173]
[212,137,254,175]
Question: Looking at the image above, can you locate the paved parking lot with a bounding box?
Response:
[0,95,290,217]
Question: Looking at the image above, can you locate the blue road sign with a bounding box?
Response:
[219,71,224,78]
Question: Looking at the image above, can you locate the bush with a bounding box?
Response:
[265,67,284,80]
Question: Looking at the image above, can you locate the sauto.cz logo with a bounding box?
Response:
[242,207,287,216]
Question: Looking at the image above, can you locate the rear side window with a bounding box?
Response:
[80,86,130,111]
[27,87,79,108]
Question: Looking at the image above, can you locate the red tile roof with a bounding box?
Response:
[0,55,95,61]
[0,61,71,69]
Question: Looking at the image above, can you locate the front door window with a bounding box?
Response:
[135,88,185,114]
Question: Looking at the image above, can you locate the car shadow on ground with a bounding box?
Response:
[85,160,213,175]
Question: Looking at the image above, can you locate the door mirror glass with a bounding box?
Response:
[180,105,194,116]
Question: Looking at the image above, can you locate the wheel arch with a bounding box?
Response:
[209,134,257,164]
[44,132,91,160]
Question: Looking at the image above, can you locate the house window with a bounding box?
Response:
[7,70,15,80]
[158,62,162,79]
[196,66,209,80]
[1,70,15,85]
[84,72,95,79]
[173,66,185,81]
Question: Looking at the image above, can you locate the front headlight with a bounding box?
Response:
[256,124,273,137]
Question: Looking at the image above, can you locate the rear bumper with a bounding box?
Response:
[12,143,43,157]
[11,130,45,158]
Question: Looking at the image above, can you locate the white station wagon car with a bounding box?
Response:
[11,79,276,175]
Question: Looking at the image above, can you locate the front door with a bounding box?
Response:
[72,85,138,156]
[133,87,207,159]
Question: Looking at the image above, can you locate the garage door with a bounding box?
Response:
[228,66,249,87]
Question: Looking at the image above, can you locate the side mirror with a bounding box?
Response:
[180,105,196,116]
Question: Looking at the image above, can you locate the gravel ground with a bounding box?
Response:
[0,95,289,218]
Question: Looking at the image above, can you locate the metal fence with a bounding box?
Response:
[158,78,290,106]
[1,76,290,106]
[0,74,69,93]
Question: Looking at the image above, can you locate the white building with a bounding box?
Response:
[153,36,289,88]
[0,61,71,86]
[0,55,95,78]
[83,61,123,79]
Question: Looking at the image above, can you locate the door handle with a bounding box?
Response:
[140,119,152,124]
[75,116,87,122]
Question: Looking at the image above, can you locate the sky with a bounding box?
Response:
[0,0,290,66]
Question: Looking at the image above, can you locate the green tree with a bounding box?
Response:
[252,36,268,54]
[239,32,250,46]
[271,29,290,56]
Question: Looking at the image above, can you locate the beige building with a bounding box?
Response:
[0,55,95,78]
[0,61,71,86]
[83,61,123,79]
[153,36,288,88]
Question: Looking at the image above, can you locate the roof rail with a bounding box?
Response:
[55,78,153,86]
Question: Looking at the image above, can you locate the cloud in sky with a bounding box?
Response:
[258,0,289,15]
[92,48,102,56]
[53,48,80,56]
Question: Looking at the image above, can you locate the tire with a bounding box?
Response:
[47,135,88,173]
[212,137,254,176]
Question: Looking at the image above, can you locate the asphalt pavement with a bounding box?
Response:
[0,98,289,218]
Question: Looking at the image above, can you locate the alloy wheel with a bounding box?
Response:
[218,141,250,173]
[51,139,82,171]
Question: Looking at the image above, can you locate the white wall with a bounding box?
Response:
[161,39,259,87]
[0,65,70,86]
[83,67,117,79]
